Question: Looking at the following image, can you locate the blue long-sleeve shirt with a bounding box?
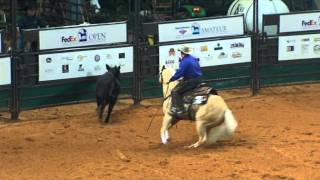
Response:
[170,55,202,82]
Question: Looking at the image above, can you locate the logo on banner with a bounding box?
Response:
[192,23,200,35]
[78,29,88,42]
[314,37,320,42]
[46,57,52,63]
[214,43,223,50]
[62,65,69,73]
[78,64,85,71]
[314,45,320,54]
[286,39,296,43]
[286,46,295,52]
[301,17,320,29]
[106,54,112,59]
[301,38,310,42]
[61,36,77,43]
[94,65,102,71]
[77,55,87,61]
[230,42,244,48]
[179,29,187,35]
[45,69,54,73]
[200,45,208,52]
[176,26,190,35]
[94,55,101,62]
[218,52,228,59]
[61,56,73,61]
[61,28,107,45]
[202,26,227,34]
[232,52,242,58]
[119,53,125,59]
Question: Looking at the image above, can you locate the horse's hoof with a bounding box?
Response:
[161,139,169,145]
[184,143,198,148]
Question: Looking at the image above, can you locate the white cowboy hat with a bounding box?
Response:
[178,45,192,54]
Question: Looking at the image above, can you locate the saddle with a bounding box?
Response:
[182,83,218,105]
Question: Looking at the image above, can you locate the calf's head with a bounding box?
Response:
[106,65,121,79]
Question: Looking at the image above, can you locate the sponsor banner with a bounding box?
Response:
[158,15,244,42]
[0,33,2,53]
[39,46,133,81]
[0,57,11,85]
[280,12,320,33]
[159,37,251,71]
[39,23,127,50]
[278,34,320,61]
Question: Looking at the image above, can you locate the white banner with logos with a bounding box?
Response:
[0,57,11,85]
[278,34,320,61]
[0,33,2,53]
[39,23,127,50]
[158,15,244,42]
[39,46,133,81]
[280,12,320,33]
[159,37,251,71]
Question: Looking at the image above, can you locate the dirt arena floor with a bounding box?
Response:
[1,83,320,180]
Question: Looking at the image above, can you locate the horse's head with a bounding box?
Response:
[106,65,121,79]
[159,66,178,98]
[159,65,174,84]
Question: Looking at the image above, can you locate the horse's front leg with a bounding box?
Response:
[160,113,178,144]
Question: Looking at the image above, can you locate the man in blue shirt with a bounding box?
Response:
[169,45,203,116]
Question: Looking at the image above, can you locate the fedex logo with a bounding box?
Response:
[61,36,77,43]
[301,20,318,27]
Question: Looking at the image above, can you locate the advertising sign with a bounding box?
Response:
[158,15,244,42]
[159,37,251,71]
[0,57,11,85]
[39,23,127,50]
[0,33,2,53]
[278,34,320,61]
[39,46,133,82]
[280,12,320,33]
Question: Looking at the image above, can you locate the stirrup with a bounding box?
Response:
[169,107,185,116]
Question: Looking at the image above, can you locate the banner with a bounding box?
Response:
[39,46,133,82]
[0,57,11,85]
[0,33,2,53]
[280,12,320,33]
[39,23,127,50]
[159,37,251,71]
[278,34,320,61]
[158,15,244,42]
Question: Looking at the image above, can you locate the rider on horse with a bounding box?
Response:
[169,45,203,117]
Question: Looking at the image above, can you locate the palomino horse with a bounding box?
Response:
[159,67,238,148]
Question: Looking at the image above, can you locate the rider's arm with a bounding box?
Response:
[169,60,188,82]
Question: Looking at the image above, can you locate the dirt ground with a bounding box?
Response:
[0,83,320,180]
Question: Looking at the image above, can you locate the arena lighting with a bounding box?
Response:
[227,0,290,31]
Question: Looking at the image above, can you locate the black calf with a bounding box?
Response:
[96,65,121,123]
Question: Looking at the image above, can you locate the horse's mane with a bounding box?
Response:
[161,67,175,84]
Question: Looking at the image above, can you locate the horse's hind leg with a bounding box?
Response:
[185,121,208,148]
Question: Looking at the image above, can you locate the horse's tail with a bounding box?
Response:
[224,109,238,134]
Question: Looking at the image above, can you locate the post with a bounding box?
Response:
[133,0,141,105]
[251,0,259,96]
[10,0,19,120]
